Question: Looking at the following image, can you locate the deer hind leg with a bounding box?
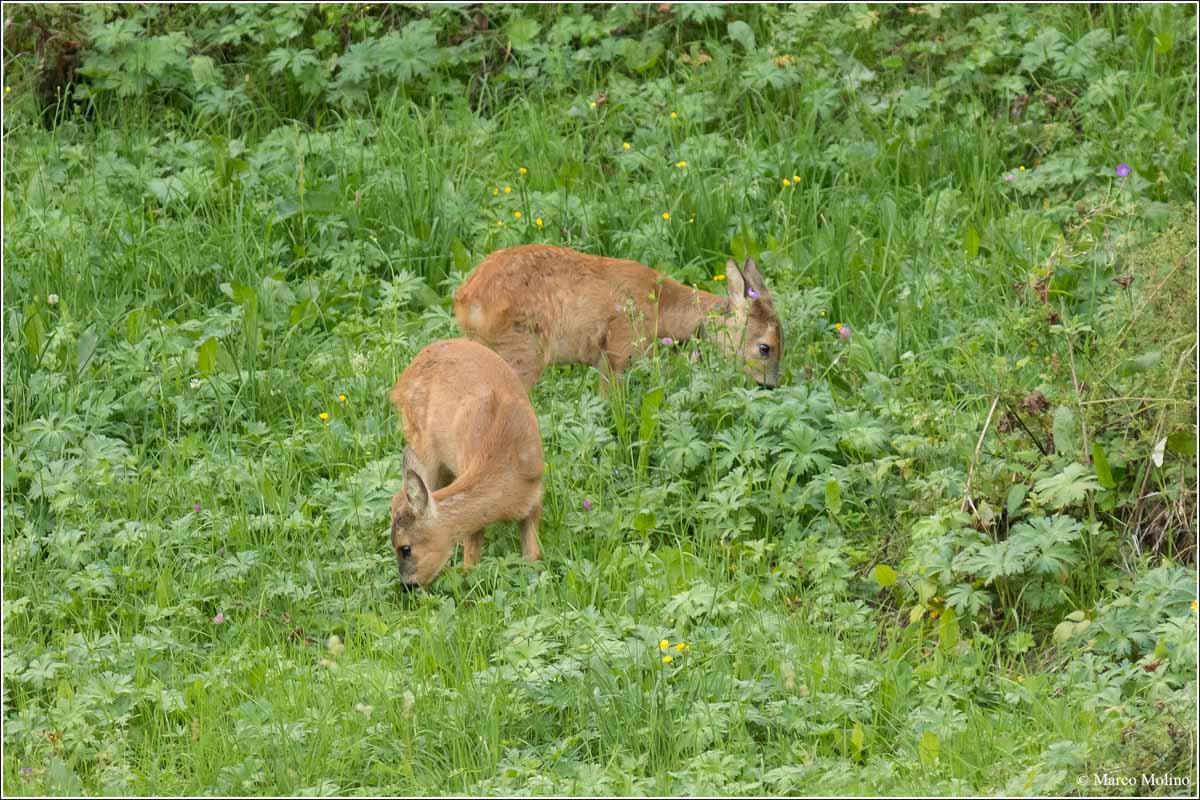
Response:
[462,529,485,570]
[519,502,542,562]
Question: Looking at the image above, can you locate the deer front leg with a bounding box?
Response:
[596,319,632,398]
[462,529,485,570]
[519,503,542,562]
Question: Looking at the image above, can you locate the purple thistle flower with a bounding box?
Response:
[213,612,226,625]
[1115,163,1131,178]
[1003,172,1015,182]
[690,349,701,363]
[837,323,853,341]
[193,503,202,513]
[582,498,593,511]
[20,767,33,776]
[660,336,673,346]
[747,288,759,300]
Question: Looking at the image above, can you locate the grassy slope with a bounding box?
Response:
[2,4,1197,795]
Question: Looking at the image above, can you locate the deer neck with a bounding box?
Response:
[656,279,731,344]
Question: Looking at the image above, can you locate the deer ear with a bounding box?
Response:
[741,256,767,296]
[402,448,433,515]
[725,259,748,306]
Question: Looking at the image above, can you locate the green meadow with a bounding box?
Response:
[2,3,1197,795]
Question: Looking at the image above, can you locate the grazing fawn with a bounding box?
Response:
[387,338,544,588]
[454,245,783,392]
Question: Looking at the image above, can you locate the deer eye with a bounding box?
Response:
[758,343,771,357]
[399,545,412,559]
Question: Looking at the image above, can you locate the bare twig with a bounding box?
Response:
[1006,403,1049,456]
[1059,303,1091,465]
[961,396,1001,514]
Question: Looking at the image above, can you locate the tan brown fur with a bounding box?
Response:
[453,245,783,391]
[387,338,544,587]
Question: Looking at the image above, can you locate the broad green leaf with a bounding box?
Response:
[1052,405,1080,457]
[1053,615,1091,644]
[1033,463,1100,509]
[1091,443,1115,489]
[850,722,865,759]
[23,304,45,359]
[197,337,219,376]
[633,509,657,533]
[938,606,959,653]
[622,37,663,73]
[1166,430,1196,456]
[1122,350,1161,374]
[451,239,472,272]
[75,325,99,373]
[964,225,980,258]
[638,387,665,443]
[873,564,897,587]
[504,17,541,48]
[824,478,842,516]
[156,571,171,608]
[918,730,940,767]
[126,307,145,343]
[727,20,756,52]
[1006,483,1028,518]
[190,54,218,89]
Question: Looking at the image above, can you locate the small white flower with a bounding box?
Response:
[326,634,345,657]
[47,294,59,305]
[350,352,369,373]
[402,690,415,718]
[354,702,374,718]
[190,378,202,390]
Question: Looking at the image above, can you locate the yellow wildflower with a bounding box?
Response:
[535,218,544,227]
[676,160,687,168]
[714,274,726,281]
[590,101,597,109]
[793,174,801,182]
[1192,599,1198,613]
[662,654,674,664]
[513,210,522,219]
[674,642,686,652]
[623,142,631,150]
[670,111,678,119]
[319,412,330,421]
[492,187,499,196]
[4,87,10,94]
[1018,165,1026,172]
[518,166,528,175]
[782,178,791,187]
[338,393,347,402]
[661,212,670,221]
[504,185,512,193]
[659,639,669,650]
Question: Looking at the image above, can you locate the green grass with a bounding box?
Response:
[3,3,1197,795]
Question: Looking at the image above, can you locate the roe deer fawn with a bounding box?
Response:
[387,338,544,588]
[453,245,783,392]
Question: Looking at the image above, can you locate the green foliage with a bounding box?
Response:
[3,2,1197,796]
